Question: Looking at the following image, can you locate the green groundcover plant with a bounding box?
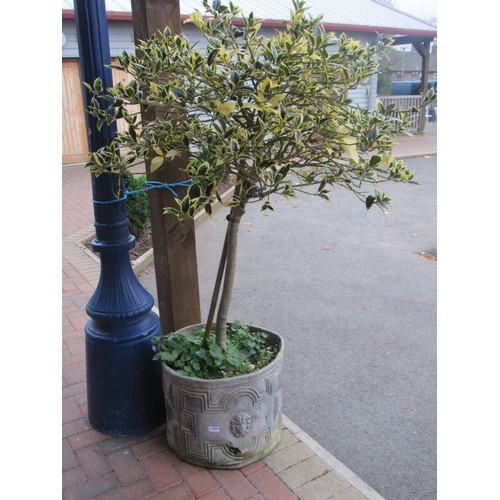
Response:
[84,0,436,378]
[152,320,278,379]
[122,170,150,237]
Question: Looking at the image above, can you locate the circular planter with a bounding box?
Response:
[161,323,284,469]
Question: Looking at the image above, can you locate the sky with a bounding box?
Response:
[391,0,437,22]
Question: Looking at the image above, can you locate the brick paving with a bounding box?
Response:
[60,123,437,499]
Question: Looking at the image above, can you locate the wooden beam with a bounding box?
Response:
[391,35,434,47]
[130,0,201,335]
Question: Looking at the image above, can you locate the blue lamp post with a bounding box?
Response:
[74,0,166,435]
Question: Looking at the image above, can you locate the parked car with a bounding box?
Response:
[390,79,437,96]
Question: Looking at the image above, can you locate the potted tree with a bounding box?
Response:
[84,0,434,468]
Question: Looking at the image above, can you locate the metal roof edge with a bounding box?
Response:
[62,9,436,37]
[370,0,437,29]
[317,23,436,37]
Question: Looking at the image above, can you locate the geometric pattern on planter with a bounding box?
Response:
[161,325,284,469]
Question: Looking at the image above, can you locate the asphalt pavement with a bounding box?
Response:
[137,152,437,500]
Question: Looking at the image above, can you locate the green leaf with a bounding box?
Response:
[207,48,219,66]
[112,176,122,199]
[231,70,240,86]
[150,156,164,172]
[278,164,290,178]
[189,184,201,199]
[199,163,209,176]
[160,350,179,362]
[129,124,137,141]
[365,195,375,210]
[215,100,237,116]
[341,140,359,164]
[279,103,286,120]
[94,78,103,94]
[241,103,266,113]
[163,207,180,217]
[174,87,187,99]
[369,155,382,168]
[268,93,286,107]
[209,343,224,360]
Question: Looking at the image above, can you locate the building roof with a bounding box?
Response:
[62,0,437,37]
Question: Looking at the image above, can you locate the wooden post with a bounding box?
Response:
[130,0,201,335]
[410,37,431,133]
[391,35,434,134]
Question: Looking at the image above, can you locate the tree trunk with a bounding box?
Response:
[215,205,245,349]
[202,229,228,348]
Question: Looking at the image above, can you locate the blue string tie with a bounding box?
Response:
[92,179,192,204]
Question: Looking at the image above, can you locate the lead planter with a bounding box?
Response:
[161,323,284,469]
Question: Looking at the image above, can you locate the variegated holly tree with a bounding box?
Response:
[85,0,434,351]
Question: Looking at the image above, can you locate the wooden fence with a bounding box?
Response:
[377,95,423,131]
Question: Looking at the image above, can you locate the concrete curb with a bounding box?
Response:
[282,415,385,500]
[395,151,437,160]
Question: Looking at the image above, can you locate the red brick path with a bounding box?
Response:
[62,165,300,499]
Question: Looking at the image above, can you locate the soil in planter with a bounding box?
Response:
[152,321,279,380]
